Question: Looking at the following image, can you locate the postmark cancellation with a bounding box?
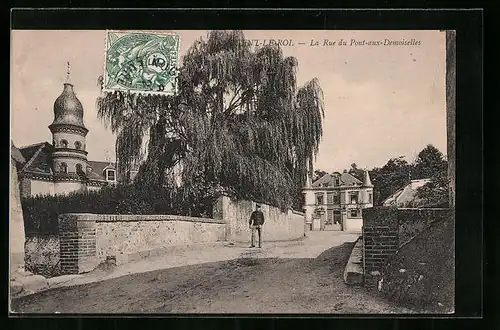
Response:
[103,30,180,95]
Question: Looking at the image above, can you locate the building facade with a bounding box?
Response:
[14,80,124,198]
[303,170,373,232]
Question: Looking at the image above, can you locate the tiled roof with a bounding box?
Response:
[382,179,432,207]
[87,160,118,181]
[17,142,118,183]
[19,142,54,175]
[312,172,363,188]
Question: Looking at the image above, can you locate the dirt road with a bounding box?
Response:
[12,241,411,314]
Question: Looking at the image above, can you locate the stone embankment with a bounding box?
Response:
[343,236,363,285]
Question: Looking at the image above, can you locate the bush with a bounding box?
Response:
[22,183,216,236]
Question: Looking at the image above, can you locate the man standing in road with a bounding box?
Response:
[249,204,265,248]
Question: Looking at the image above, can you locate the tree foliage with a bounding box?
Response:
[414,145,449,207]
[22,182,219,236]
[312,169,328,182]
[347,163,365,181]
[370,157,411,206]
[413,144,448,180]
[96,30,324,210]
[366,145,449,207]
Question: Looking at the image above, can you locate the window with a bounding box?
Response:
[334,177,340,186]
[349,209,359,218]
[59,162,68,173]
[349,191,359,204]
[327,193,334,204]
[60,140,68,148]
[315,194,324,205]
[106,169,116,181]
[333,193,341,204]
[74,141,82,150]
[75,163,83,173]
[368,192,373,204]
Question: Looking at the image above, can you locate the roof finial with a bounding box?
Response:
[65,61,71,84]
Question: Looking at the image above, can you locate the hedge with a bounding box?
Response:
[22,184,215,236]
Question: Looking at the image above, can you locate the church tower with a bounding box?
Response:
[48,63,89,194]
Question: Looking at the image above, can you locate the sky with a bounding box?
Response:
[10,30,447,171]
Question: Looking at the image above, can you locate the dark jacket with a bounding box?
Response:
[250,210,265,226]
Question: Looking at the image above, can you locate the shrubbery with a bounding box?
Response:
[22,183,216,236]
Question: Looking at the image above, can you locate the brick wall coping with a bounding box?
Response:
[397,207,450,211]
[59,213,226,224]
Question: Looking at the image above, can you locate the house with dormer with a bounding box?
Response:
[302,170,374,232]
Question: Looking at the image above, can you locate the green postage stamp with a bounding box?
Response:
[103,30,180,94]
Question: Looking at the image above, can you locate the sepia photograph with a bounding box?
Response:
[10,27,456,314]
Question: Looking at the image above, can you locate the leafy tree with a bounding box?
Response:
[370,157,411,205]
[348,162,365,181]
[312,169,328,182]
[97,30,324,211]
[413,144,447,180]
[369,146,449,207]
[414,145,449,207]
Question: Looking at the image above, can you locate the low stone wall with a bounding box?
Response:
[58,214,226,275]
[25,235,60,278]
[362,207,454,289]
[213,196,305,243]
[27,196,304,275]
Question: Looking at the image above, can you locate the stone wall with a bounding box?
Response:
[58,213,226,274]
[25,236,60,278]
[362,207,454,289]
[213,195,305,243]
[96,215,226,265]
[27,196,304,275]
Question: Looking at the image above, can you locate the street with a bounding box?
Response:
[12,231,411,314]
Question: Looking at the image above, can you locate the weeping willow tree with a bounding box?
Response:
[97,30,324,211]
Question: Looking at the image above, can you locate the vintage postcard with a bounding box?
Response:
[10,29,455,314]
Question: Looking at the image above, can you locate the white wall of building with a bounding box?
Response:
[54,181,85,195]
[30,180,55,197]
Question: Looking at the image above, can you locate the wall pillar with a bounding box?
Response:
[59,213,98,274]
[362,207,399,289]
[213,195,232,241]
[10,159,25,275]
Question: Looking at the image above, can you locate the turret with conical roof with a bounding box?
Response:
[49,62,87,131]
[49,64,89,194]
[50,82,87,129]
[362,168,373,187]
